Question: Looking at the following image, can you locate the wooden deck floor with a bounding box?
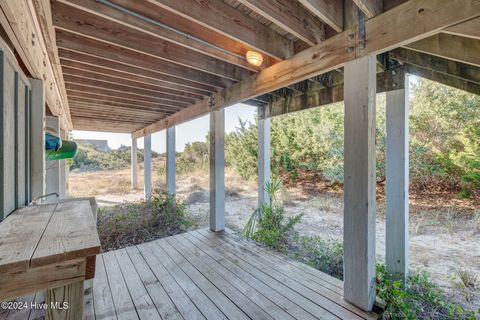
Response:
[1,228,378,319]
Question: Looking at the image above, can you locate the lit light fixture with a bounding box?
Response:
[246,50,263,67]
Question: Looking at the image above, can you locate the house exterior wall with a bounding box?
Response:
[0,38,32,220]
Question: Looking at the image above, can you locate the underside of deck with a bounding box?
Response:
[89,228,377,320]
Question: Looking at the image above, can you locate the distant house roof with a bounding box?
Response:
[75,139,110,152]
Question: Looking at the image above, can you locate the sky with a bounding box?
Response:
[72,103,257,152]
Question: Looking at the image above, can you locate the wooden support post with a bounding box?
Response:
[59,130,67,199]
[144,134,152,199]
[30,78,45,201]
[209,109,225,232]
[46,280,84,320]
[257,111,271,206]
[166,126,176,195]
[343,55,377,311]
[45,116,61,203]
[386,76,409,282]
[131,137,138,189]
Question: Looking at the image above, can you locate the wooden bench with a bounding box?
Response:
[0,200,100,319]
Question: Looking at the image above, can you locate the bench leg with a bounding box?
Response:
[46,280,84,320]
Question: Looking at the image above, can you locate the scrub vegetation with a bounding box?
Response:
[69,78,479,317]
[97,191,191,252]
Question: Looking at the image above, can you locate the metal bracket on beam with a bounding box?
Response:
[258,105,267,120]
[208,93,216,109]
[358,10,366,49]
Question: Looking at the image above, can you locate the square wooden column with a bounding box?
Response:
[131,137,138,189]
[45,116,61,203]
[258,111,271,207]
[209,109,225,232]
[386,75,409,282]
[166,126,176,195]
[343,55,377,311]
[30,78,45,201]
[144,134,152,199]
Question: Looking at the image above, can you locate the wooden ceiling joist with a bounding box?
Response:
[405,64,480,95]
[70,112,158,125]
[297,0,343,33]
[65,83,190,108]
[67,96,177,114]
[352,0,382,18]
[406,33,480,67]
[108,0,279,66]
[0,0,72,129]
[72,117,143,133]
[65,90,185,112]
[443,17,480,40]
[52,1,253,81]
[61,67,204,100]
[54,0,264,72]
[389,48,480,85]
[235,0,325,46]
[145,0,294,60]
[63,74,198,104]
[69,103,165,118]
[56,30,235,89]
[58,50,216,94]
[133,0,480,138]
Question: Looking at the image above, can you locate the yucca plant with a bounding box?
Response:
[243,178,303,251]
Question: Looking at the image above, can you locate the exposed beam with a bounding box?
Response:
[405,64,480,95]
[63,74,197,104]
[58,49,215,94]
[56,0,263,71]
[145,0,293,60]
[236,0,325,45]
[0,0,72,129]
[444,17,480,40]
[72,117,142,133]
[65,83,190,107]
[297,0,343,33]
[32,0,72,128]
[56,30,234,89]
[67,96,177,114]
[66,91,185,112]
[264,67,405,118]
[352,0,382,18]
[69,103,165,118]
[62,66,204,100]
[109,0,279,65]
[133,0,480,138]
[389,48,480,85]
[69,112,154,125]
[405,33,480,67]
[51,1,252,81]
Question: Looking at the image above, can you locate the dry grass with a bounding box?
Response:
[69,162,256,200]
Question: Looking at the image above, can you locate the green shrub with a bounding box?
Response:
[243,179,303,251]
[97,190,190,251]
[296,235,344,279]
[376,264,477,320]
[176,141,209,174]
[71,143,156,171]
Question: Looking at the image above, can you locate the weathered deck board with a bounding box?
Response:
[3,228,377,320]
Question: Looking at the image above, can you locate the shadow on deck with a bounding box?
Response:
[2,228,378,319]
